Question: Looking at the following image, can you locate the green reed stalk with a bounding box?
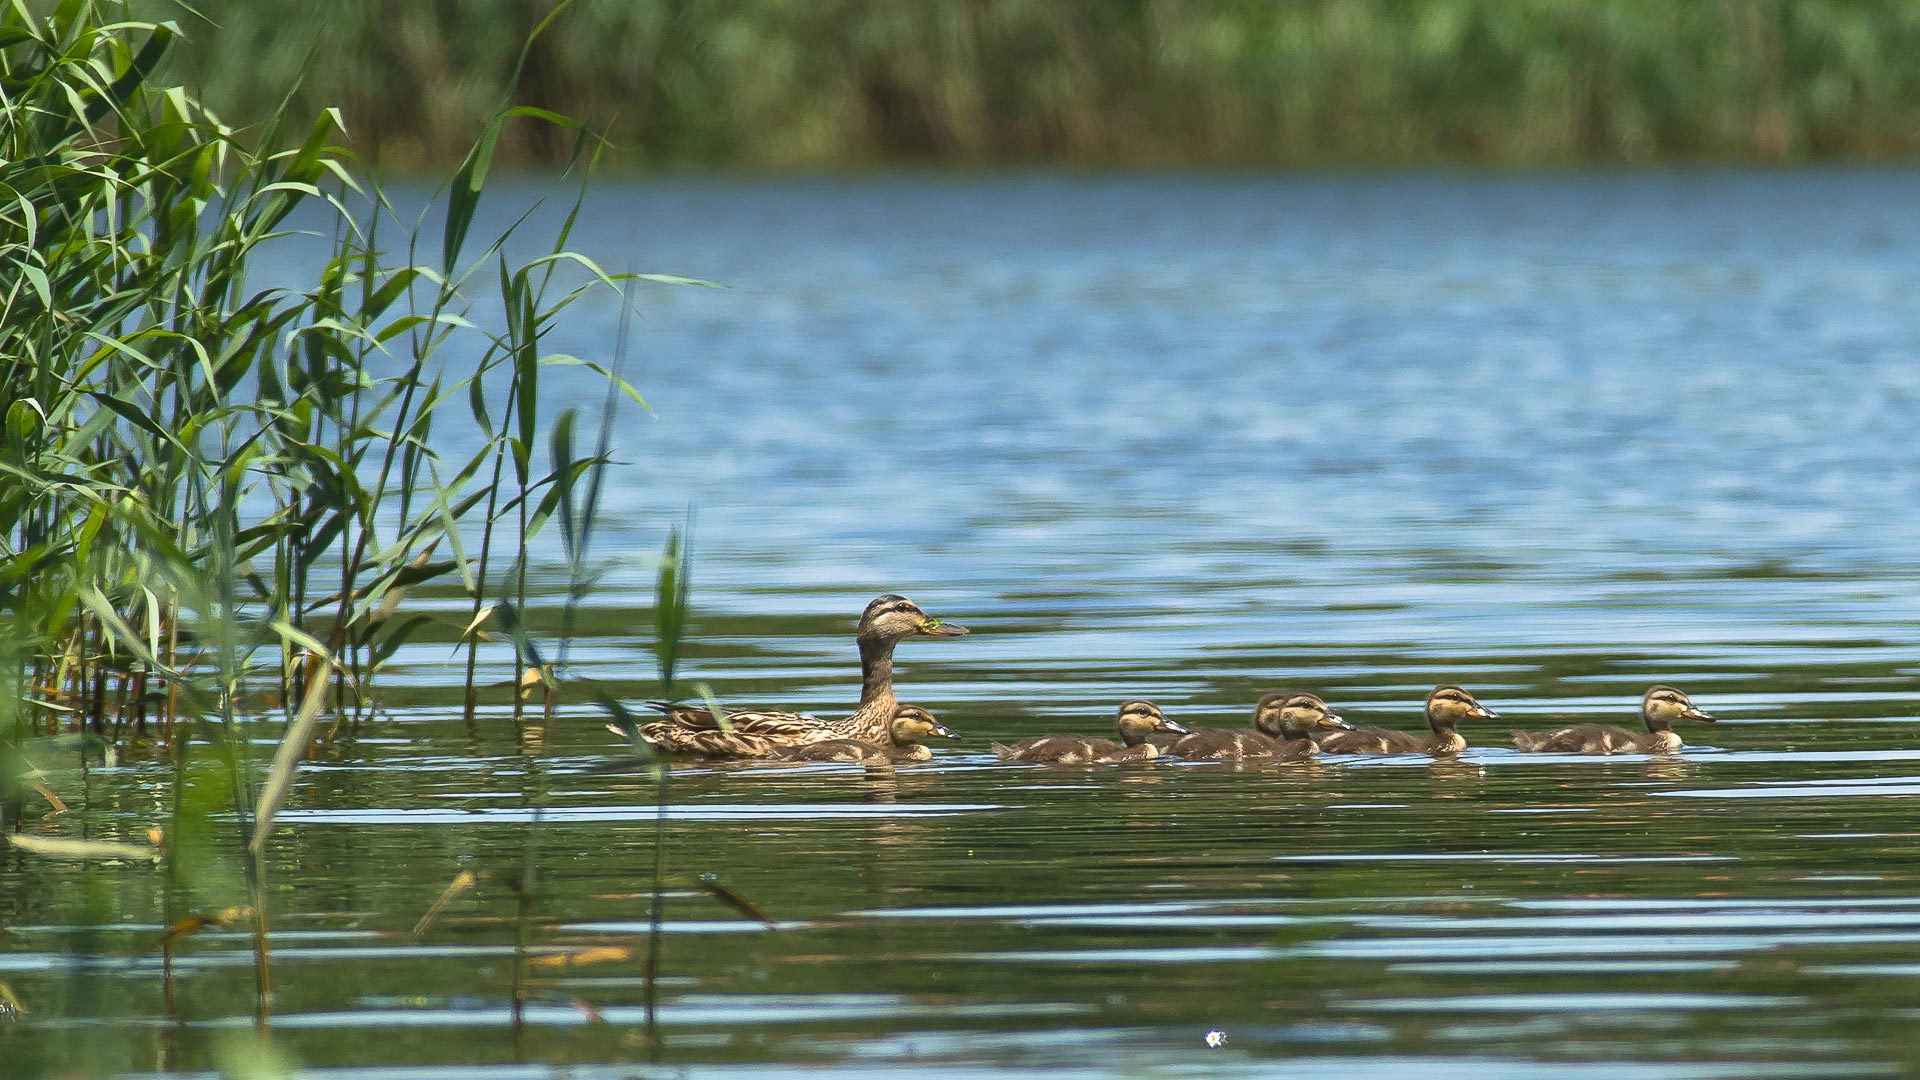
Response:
[2,0,645,732]
[641,521,691,1056]
[2,7,671,1069]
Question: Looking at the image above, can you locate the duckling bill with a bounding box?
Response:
[1512,685,1714,755]
[993,701,1188,765]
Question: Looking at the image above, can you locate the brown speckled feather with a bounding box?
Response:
[1512,723,1634,753]
[776,738,891,763]
[639,706,838,758]
[777,738,933,764]
[1157,728,1318,761]
[1317,726,1428,754]
[1258,735,1320,762]
[1513,724,1674,754]
[992,736,1159,765]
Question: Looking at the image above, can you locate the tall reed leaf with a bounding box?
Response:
[248,651,335,856]
[443,116,501,276]
[654,525,691,698]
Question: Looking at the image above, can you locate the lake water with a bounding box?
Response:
[8,169,1920,1077]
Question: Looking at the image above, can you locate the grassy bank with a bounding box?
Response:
[150,0,1920,170]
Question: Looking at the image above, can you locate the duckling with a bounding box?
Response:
[993,700,1190,765]
[1316,684,1496,755]
[638,594,967,758]
[1262,691,1358,761]
[1512,685,1715,755]
[1152,692,1354,761]
[775,705,957,765]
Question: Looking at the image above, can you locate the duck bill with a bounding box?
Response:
[1682,707,1716,723]
[1157,719,1191,735]
[1469,704,1499,720]
[930,721,960,739]
[917,618,969,637]
[1318,713,1356,731]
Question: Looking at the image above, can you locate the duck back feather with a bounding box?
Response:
[1166,728,1283,760]
[778,738,894,764]
[640,706,838,758]
[1317,725,1428,754]
[992,735,1159,764]
[1513,724,1679,754]
[1155,728,1321,761]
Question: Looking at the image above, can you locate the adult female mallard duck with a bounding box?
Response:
[1150,692,1354,761]
[638,594,967,758]
[1315,684,1496,755]
[774,705,957,765]
[1512,684,1715,754]
[993,700,1189,765]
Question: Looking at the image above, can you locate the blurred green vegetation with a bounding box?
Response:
[2,2,681,1056]
[154,0,1920,169]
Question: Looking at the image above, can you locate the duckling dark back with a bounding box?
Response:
[993,701,1185,764]
[780,738,893,764]
[1511,723,1640,754]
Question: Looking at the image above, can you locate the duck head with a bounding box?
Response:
[1116,700,1188,746]
[1427,684,1498,732]
[889,704,958,745]
[859,594,968,643]
[1253,691,1354,739]
[1643,685,1714,732]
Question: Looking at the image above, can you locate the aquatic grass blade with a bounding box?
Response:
[443,118,501,276]
[248,653,335,856]
[654,524,692,698]
[4,834,160,862]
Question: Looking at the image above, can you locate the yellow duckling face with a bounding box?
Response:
[1643,685,1714,731]
[1116,700,1189,746]
[1427,685,1498,729]
[890,705,958,745]
[861,594,969,640]
[1253,692,1354,739]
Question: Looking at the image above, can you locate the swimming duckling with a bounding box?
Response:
[1511,685,1715,755]
[638,594,967,758]
[993,700,1190,765]
[775,705,957,765]
[1315,684,1496,755]
[1263,691,1358,761]
[1153,692,1354,761]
